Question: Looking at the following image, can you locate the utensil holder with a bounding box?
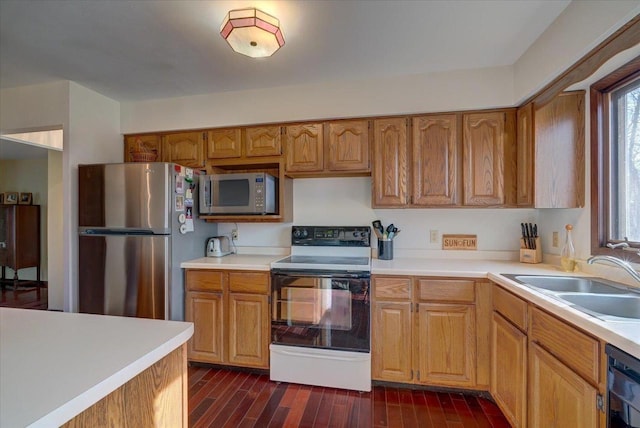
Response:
[378,239,393,260]
[520,237,542,264]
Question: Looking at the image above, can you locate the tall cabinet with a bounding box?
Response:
[0,204,41,287]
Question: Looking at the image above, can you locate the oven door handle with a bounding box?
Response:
[272,347,370,362]
[271,272,370,280]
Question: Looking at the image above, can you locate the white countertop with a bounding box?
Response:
[372,257,640,358]
[181,254,285,271]
[0,308,193,428]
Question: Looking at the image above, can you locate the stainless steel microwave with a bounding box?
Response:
[199,172,277,215]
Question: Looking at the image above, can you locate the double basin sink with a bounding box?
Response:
[503,274,640,321]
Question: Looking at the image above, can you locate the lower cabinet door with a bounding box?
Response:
[491,312,527,427]
[417,303,476,387]
[529,342,598,428]
[185,291,224,363]
[228,293,269,368]
[372,301,413,382]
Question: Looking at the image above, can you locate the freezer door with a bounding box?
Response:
[79,234,170,319]
[79,163,172,233]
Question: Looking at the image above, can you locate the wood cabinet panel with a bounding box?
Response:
[326,120,370,171]
[493,285,528,331]
[530,307,600,385]
[125,134,161,162]
[372,118,408,206]
[417,278,475,302]
[412,114,458,205]
[372,276,412,300]
[285,123,324,172]
[372,301,413,382]
[228,293,269,368]
[491,313,527,428]
[516,103,534,206]
[229,271,269,294]
[163,131,205,168]
[185,291,224,364]
[207,128,242,159]
[462,112,508,206]
[245,126,282,157]
[417,303,476,387]
[186,270,224,292]
[529,343,597,428]
[534,91,585,208]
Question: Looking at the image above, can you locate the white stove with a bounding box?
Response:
[269,226,372,392]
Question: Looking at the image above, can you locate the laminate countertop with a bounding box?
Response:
[0,308,193,428]
[181,254,285,271]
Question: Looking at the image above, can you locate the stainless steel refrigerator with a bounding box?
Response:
[78,162,216,320]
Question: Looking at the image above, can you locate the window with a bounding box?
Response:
[591,57,640,262]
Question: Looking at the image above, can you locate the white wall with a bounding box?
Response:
[514,0,640,103]
[0,158,49,281]
[0,81,121,311]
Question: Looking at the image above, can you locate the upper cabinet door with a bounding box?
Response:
[285,123,324,173]
[372,118,409,207]
[163,131,205,168]
[533,92,585,208]
[125,134,161,163]
[245,126,282,157]
[412,115,458,206]
[516,104,534,207]
[326,120,370,172]
[463,112,513,206]
[207,128,242,159]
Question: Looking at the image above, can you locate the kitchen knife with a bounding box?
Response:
[521,223,528,249]
[526,223,534,250]
[532,223,538,249]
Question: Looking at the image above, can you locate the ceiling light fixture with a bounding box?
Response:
[220,8,285,58]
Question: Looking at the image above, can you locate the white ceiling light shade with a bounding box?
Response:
[220,8,285,58]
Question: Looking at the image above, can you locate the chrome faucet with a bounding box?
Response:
[587,255,640,283]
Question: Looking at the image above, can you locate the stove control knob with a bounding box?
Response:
[302,229,308,238]
[293,228,302,238]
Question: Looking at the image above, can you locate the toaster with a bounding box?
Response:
[206,236,232,257]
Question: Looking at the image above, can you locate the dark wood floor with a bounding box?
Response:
[188,366,511,428]
[0,282,48,309]
[0,289,511,427]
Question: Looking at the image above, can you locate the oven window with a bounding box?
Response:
[271,274,370,352]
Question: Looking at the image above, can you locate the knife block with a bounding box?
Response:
[520,237,542,264]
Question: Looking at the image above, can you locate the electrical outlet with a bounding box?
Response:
[552,231,558,247]
[430,230,439,243]
[232,228,239,240]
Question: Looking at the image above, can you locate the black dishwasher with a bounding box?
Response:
[606,344,640,428]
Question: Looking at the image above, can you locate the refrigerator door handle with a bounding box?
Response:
[80,228,155,236]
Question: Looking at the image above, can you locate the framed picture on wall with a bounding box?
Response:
[19,192,32,205]
[5,192,18,204]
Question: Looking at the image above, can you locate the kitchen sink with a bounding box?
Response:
[556,293,640,320]
[502,274,640,322]
[508,275,628,294]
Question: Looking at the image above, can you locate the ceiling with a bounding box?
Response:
[0,0,571,103]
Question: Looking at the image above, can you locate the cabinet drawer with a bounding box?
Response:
[417,279,475,303]
[186,270,224,292]
[493,284,527,331]
[229,272,270,294]
[530,307,600,385]
[373,276,412,300]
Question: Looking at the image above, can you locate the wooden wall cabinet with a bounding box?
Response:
[462,111,516,206]
[373,109,515,208]
[0,204,41,286]
[284,120,370,176]
[372,275,489,390]
[162,131,206,168]
[185,269,270,369]
[516,91,586,208]
[284,123,324,173]
[245,126,282,158]
[207,128,243,159]
[372,118,409,206]
[207,126,282,161]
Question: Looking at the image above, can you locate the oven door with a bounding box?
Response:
[271,270,370,353]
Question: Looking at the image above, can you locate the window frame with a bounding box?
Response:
[590,57,640,263]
